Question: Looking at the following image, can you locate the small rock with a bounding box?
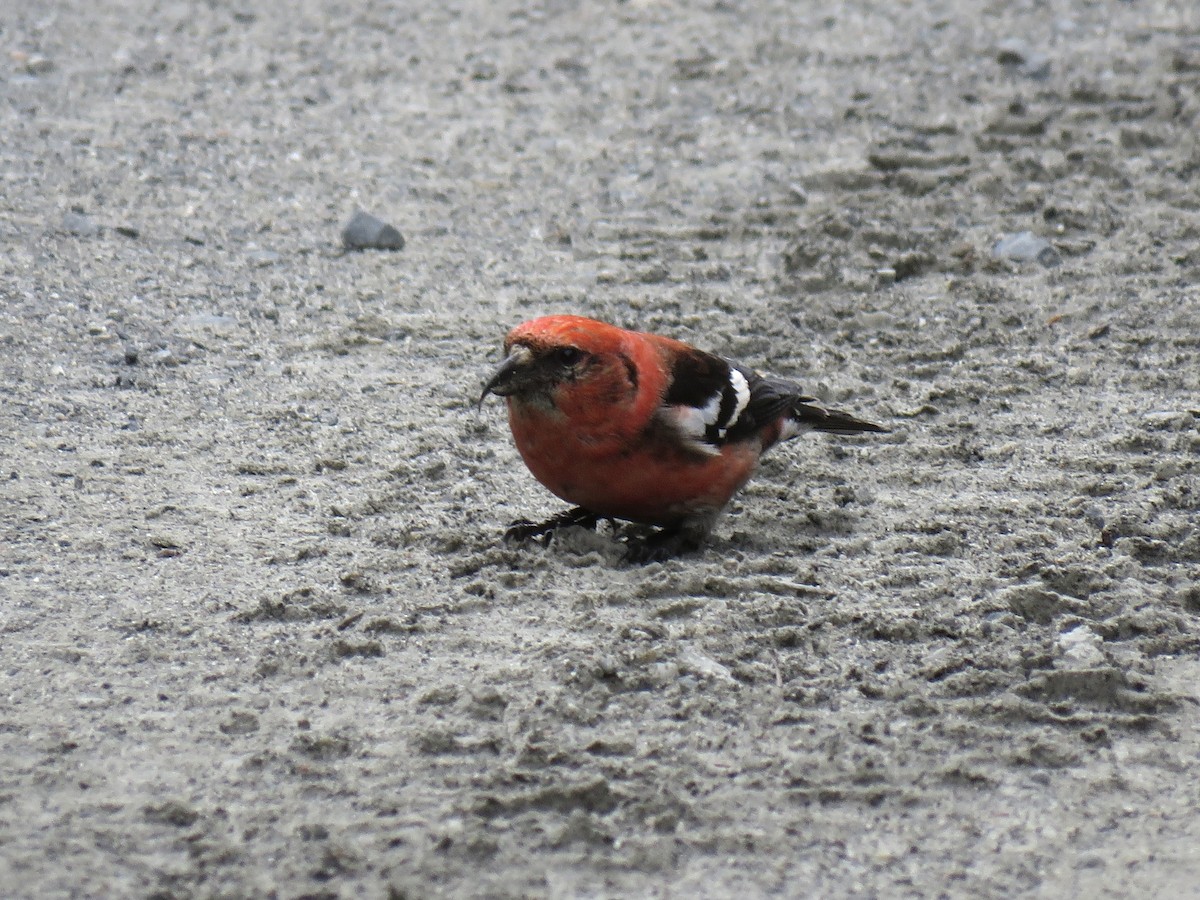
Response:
[148,347,181,366]
[468,58,498,81]
[985,103,1050,136]
[1056,625,1105,668]
[342,210,405,251]
[246,248,280,266]
[25,55,56,76]
[995,38,1051,78]
[677,646,734,682]
[219,711,260,735]
[637,264,670,284]
[995,37,1031,65]
[1170,44,1200,73]
[330,638,384,659]
[149,533,183,550]
[62,211,100,237]
[143,800,199,827]
[992,231,1060,267]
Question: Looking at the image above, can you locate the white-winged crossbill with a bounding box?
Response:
[480,315,887,561]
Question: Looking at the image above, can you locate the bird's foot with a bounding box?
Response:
[622,527,701,564]
[504,507,602,546]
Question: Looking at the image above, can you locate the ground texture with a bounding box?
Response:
[2,1,1199,897]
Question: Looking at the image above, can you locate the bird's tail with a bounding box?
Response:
[749,373,889,439]
[789,397,889,436]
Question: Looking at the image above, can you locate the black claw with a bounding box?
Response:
[504,510,704,562]
[622,528,700,565]
[504,507,601,546]
[503,519,543,544]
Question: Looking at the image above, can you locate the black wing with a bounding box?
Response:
[660,347,886,450]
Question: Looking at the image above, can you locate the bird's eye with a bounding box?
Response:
[555,346,582,367]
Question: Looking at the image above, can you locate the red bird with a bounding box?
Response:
[480,315,887,561]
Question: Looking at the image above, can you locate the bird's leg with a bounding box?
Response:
[622,526,702,564]
[504,506,602,546]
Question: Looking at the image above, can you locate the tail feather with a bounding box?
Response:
[742,371,889,440]
[790,399,889,435]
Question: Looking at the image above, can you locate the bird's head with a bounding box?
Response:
[479,315,636,412]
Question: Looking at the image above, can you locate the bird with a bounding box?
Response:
[479,315,888,562]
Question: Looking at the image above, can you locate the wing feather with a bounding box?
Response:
[656,347,887,451]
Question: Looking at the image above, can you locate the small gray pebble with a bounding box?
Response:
[993,231,1061,267]
[996,38,1052,79]
[62,211,100,237]
[996,37,1034,66]
[1021,52,1051,79]
[246,249,281,266]
[25,56,56,75]
[342,209,405,251]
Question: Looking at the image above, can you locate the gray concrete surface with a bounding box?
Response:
[2,1,1199,896]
